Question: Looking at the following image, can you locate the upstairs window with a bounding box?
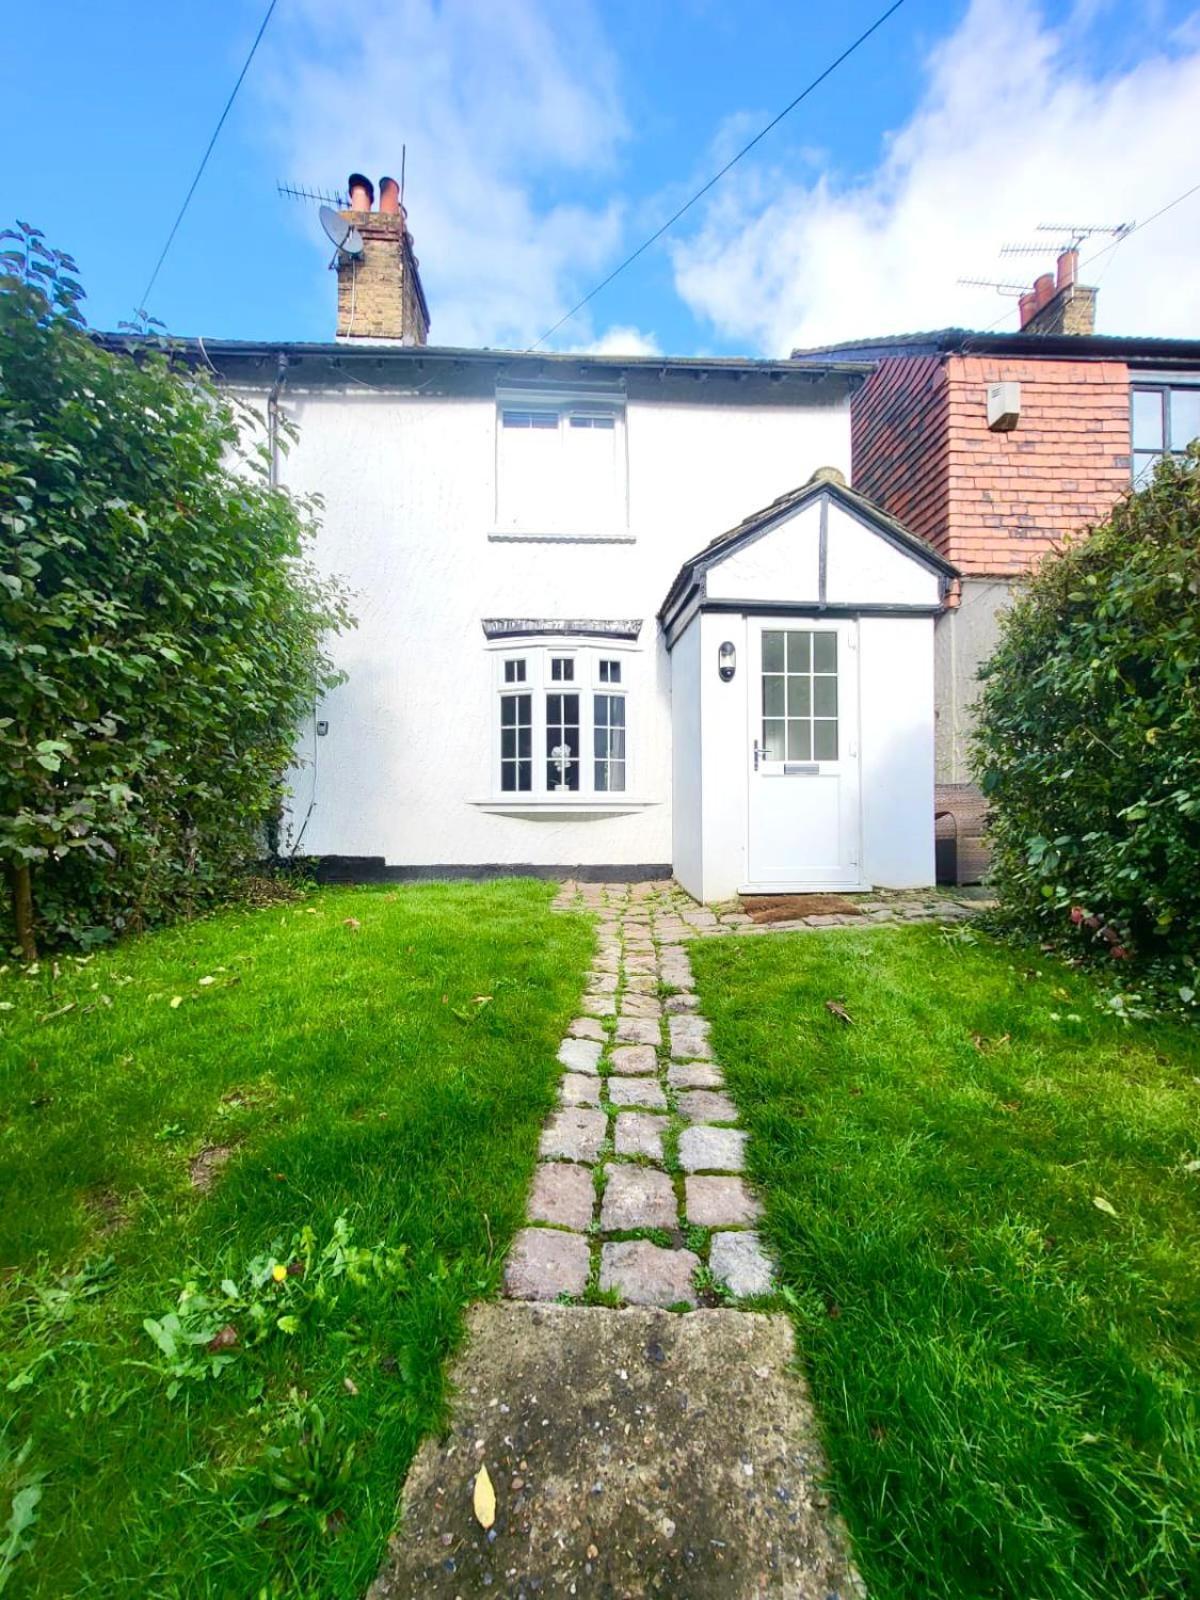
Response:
[1132,383,1200,487]
[496,395,626,535]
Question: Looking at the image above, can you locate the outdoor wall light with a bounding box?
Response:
[718,641,736,682]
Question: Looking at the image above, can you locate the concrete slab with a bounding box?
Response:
[369,1302,860,1600]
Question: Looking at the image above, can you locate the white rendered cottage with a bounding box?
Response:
[157,185,956,900]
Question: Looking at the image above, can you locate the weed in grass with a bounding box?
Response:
[0,879,592,1598]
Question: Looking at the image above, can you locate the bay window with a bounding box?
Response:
[492,644,631,801]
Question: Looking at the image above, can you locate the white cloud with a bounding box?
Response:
[584,324,662,356]
[670,0,1200,353]
[257,0,628,348]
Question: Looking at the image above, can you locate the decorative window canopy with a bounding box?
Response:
[481,618,643,642]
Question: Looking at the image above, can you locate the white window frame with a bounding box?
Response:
[481,639,641,811]
[492,388,631,542]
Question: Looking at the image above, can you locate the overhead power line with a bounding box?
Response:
[138,0,280,315]
[528,0,908,351]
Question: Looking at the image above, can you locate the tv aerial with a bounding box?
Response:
[318,205,364,264]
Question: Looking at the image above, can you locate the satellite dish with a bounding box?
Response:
[319,205,363,259]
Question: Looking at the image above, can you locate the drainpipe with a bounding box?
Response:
[267,352,289,488]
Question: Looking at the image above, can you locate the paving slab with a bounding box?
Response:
[665,992,700,1013]
[607,1076,668,1111]
[580,992,617,1017]
[588,971,619,993]
[609,1043,658,1076]
[685,1175,762,1228]
[528,1163,596,1231]
[369,1304,859,1600]
[540,1109,607,1164]
[503,1229,590,1301]
[600,1240,698,1307]
[710,1231,775,1298]
[678,1124,747,1173]
[599,1166,678,1232]
[613,1111,666,1161]
[622,973,658,994]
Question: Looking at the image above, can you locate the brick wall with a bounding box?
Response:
[852,352,1132,574]
[336,211,429,344]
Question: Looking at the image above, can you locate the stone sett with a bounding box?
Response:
[607,1076,668,1111]
[504,1228,590,1300]
[557,1038,602,1075]
[528,1163,595,1231]
[622,973,657,994]
[558,1072,600,1108]
[623,953,658,975]
[678,1124,747,1173]
[540,1109,607,1164]
[609,1043,658,1076]
[677,1089,740,1124]
[669,1015,712,1059]
[620,993,663,1021]
[568,1016,606,1042]
[600,1166,678,1232]
[710,1231,774,1298]
[615,1017,661,1047]
[668,1061,724,1090]
[613,1112,667,1161]
[600,1240,699,1308]
[588,971,618,993]
[581,992,617,1017]
[665,992,700,1013]
[685,1175,762,1228]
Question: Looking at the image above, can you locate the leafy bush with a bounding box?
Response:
[0,222,351,955]
[973,446,1200,1004]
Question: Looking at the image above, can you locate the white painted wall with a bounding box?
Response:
[859,616,936,887]
[669,618,703,898]
[268,373,853,868]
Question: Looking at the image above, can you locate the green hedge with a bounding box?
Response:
[973,446,1200,1005]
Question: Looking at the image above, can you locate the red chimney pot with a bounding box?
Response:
[378,176,400,214]
[1056,248,1078,292]
[1033,272,1055,310]
[1018,291,1037,327]
[348,172,374,211]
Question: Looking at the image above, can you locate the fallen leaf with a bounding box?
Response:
[825,999,854,1026]
[1092,1196,1118,1217]
[169,996,183,1009]
[343,917,361,931]
[207,1323,238,1352]
[343,1376,359,1395]
[473,1464,496,1529]
[198,975,215,986]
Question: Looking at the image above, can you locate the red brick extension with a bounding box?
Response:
[851,354,1132,576]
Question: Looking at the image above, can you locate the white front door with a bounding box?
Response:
[745,619,863,890]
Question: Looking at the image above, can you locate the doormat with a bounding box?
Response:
[741,893,864,923]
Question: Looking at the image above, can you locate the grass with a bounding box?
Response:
[0,880,591,1598]
[690,923,1200,1600]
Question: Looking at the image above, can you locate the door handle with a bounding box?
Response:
[753,740,763,771]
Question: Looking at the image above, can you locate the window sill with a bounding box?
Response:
[470,797,660,819]
[487,528,636,545]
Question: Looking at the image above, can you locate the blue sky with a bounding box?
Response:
[3,0,1199,353]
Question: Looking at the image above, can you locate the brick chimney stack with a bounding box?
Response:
[1017,249,1096,336]
[335,171,430,344]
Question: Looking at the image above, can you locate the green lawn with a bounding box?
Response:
[691,924,1200,1600]
[0,880,591,1598]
